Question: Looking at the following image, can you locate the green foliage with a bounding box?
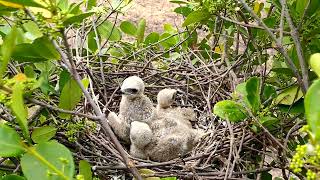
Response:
[0,124,25,157]
[12,37,60,62]
[213,100,247,122]
[79,160,92,180]
[144,32,160,45]
[182,9,210,27]
[10,82,29,140]
[0,27,17,77]
[244,77,261,114]
[310,53,320,77]
[97,21,121,41]
[65,120,96,142]
[305,80,320,142]
[58,78,89,119]
[21,141,75,180]
[120,21,137,36]
[0,0,44,8]
[63,12,94,25]
[0,0,319,179]
[274,85,303,105]
[31,126,57,143]
[86,0,96,10]
[136,19,146,45]
[160,178,177,180]
[1,174,26,180]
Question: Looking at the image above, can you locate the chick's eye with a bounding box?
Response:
[128,88,138,94]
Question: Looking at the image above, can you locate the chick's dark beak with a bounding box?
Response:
[121,88,138,95]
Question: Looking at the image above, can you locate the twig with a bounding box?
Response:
[237,0,306,94]
[280,0,309,91]
[54,29,142,180]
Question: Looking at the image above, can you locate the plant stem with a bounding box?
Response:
[21,142,69,180]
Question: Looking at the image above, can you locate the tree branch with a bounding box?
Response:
[280,0,309,91]
[237,0,307,94]
[55,30,142,180]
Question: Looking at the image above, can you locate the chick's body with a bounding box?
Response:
[108,76,155,143]
[129,121,153,159]
[119,95,154,125]
[141,88,203,162]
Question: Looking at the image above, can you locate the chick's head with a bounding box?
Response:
[121,76,145,98]
[157,88,177,109]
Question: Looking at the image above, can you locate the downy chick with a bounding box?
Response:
[129,121,152,159]
[145,88,202,162]
[156,88,196,127]
[108,76,155,143]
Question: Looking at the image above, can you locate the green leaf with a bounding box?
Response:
[38,71,56,95]
[271,67,295,77]
[278,99,305,115]
[24,65,36,78]
[58,70,70,92]
[31,126,57,143]
[120,21,137,36]
[87,31,97,52]
[0,0,44,8]
[235,82,247,97]
[23,21,43,40]
[235,77,261,113]
[107,47,124,57]
[305,79,320,141]
[174,6,192,17]
[296,0,308,15]
[136,19,146,45]
[68,2,82,14]
[163,24,177,34]
[63,12,94,25]
[262,84,277,102]
[11,83,29,139]
[259,116,279,131]
[261,172,272,180]
[245,77,261,113]
[97,21,121,41]
[138,169,156,177]
[160,33,178,49]
[21,141,74,180]
[144,32,160,45]
[32,37,60,59]
[306,0,320,16]
[1,174,26,180]
[213,100,247,123]
[169,0,189,4]
[0,26,17,77]
[0,124,25,157]
[58,78,89,119]
[12,44,46,62]
[87,0,96,10]
[310,53,320,78]
[274,85,303,105]
[182,9,210,26]
[12,37,60,62]
[57,0,68,11]
[160,177,177,180]
[79,160,92,180]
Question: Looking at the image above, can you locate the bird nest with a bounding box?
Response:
[67,56,270,179]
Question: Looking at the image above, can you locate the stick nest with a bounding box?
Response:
[67,55,271,179]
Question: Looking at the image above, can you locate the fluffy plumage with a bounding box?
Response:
[145,88,203,162]
[129,121,152,159]
[108,76,155,143]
